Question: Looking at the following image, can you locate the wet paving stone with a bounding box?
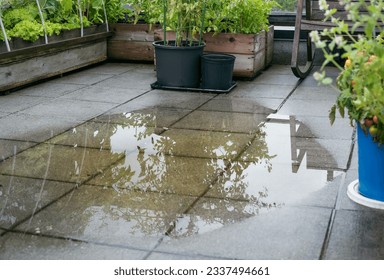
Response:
[0,175,76,229]
[157,206,332,259]
[207,161,343,208]
[0,232,149,259]
[198,97,276,114]
[88,153,225,197]
[15,185,197,249]
[0,143,122,184]
[324,209,384,259]
[0,140,37,162]
[161,129,254,160]
[93,108,193,128]
[171,110,268,134]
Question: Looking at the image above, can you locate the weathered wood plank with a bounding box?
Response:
[108,40,154,61]
[0,41,107,92]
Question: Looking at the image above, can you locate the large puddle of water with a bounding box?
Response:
[0,110,342,239]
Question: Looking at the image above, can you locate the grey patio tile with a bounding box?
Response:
[295,138,353,170]
[0,232,149,259]
[278,98,337,117]
[93,107,192,129]
[157,206,332,259]
[14,82,85,98]
[199,97,275,114]
[266,64,294,75]
[96,71,155,90]
[291,85,340,101]
[161,128,253,160]
[55,71,114,85]
[147,251,217,260]
[171,110,267,133]
[0,175,76,229]
[0,112,10,118]
[243,119,349,169]
[126,90,214,110]
[324,209,384,259]
[15,185,196,249]
[231,83,295,99]
[0,95,51,114]
[206,160,343,208]
[88,153,224,197]
[59,85,146,104]
[252,72,300,86]
[0,143,122,184]
[48,120,161,151]
[294,115,354,140]
[20,98,117,120]
[0,140,36,162]
[0,113,82,142]
[78,62,133,75]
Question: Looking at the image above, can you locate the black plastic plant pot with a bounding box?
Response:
[201,53,236,90]
[153,40,205,88]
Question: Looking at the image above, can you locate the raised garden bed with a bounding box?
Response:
[0,29,112,93]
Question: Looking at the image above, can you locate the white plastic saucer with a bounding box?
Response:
[347,180,384,210]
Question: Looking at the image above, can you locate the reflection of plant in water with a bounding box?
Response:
[80,111,276,237]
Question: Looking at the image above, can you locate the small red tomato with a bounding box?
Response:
[373,115,379,124]
[365,118,373,127]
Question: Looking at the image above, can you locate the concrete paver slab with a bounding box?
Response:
[126,90,214,110]
[0,143,123,184]
[198,97,276,114]
[171,110,268,133]
[207,161,344,208]
[157,206,332,259]
[0,175,76,229]
[233,83,296,99]
[161,129,254,160]
[93,107,193,129]
[278,99,338,117]
[0,95,52,114]
[252,72,300,86]
[294,115,354,140]
[0,232,149,259]
[55,72,114,85]
[15,185,197,249]
[0,140,37,162]
[0,113,83,142]
[88,154,223,197]
[324,209,384,259]
[14,82,85,98]
[96,71,155,90]
[59,85,147,104]
[20,98,117,120]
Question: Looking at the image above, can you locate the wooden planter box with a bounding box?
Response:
[107,23,160,62]
[154,26,274,79]
[0,31,112,92]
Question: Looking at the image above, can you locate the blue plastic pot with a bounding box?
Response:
[357,124,384,201]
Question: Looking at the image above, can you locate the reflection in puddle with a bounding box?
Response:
[0,110,342,239]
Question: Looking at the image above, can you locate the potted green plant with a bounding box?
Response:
[310,0,384,207]
[154,0,278,78]
[152,0,207,88]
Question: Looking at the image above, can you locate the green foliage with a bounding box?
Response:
[206,0,278,34]
[311,0,384,144]
[0,0,130,42]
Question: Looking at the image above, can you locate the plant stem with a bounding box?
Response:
[163,0,167,45]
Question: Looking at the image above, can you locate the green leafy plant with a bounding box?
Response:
[206,0,278,34]
[310,0,384,144]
